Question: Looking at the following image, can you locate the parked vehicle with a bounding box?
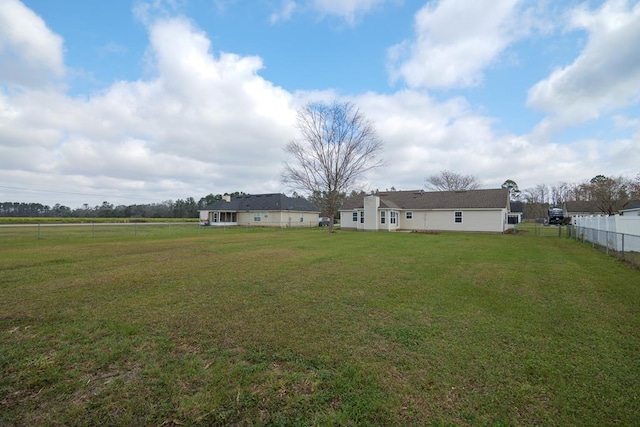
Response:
[548,207,564,225]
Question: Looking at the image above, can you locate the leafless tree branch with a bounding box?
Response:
[282,101,383,232]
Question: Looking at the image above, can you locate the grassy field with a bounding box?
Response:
[0,217,199,225]
[1,227,639,426]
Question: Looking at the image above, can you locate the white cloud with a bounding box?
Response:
[527,0,640,136]
[352,90,606,191]
[388,0,532,89]
[270,0,297,24]
[311,0,389,24]
[0,0,64,89]
[0,14,297,205]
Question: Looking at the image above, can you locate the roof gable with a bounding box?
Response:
[341,188,509,210]
[200,193,319,212]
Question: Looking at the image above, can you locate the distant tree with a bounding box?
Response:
[282,101,383,232]
[426,170,480,191]
[630,173,640,199]
[501,179,520,201]
[198,193,220,208]
[522,184,551,219]
[550,182,570,206]
[587,175,630,215]
[96,201,114,218]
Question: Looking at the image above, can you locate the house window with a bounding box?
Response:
[390,211,397,224]
[213,212,218,222]
[405,211,413,220]
[352,212,358,222]
[455,211,462,223]
[380,211,386,224]
[360,211,364,223]
[254,213,261,222]
[300,216,304,222]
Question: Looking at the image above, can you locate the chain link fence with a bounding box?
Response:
[567,225,640,269]
[0,221,324,241]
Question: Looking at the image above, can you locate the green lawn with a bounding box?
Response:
[1,227,639,425]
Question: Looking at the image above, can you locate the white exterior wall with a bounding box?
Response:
[340,210,359,230]
[238,211,318,227]
[397,209,506,232]
[426,210,506,233]
[340,208,507,232]
[398,210,428,230]
[363,195,380,231]
[199,210,317,227]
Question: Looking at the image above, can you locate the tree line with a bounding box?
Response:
[0,192,246,218]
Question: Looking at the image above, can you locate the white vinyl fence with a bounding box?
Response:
[572,215,640,253]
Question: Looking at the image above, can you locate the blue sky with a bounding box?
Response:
[1,0,639,207]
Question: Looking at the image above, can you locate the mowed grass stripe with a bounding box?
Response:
[1,228,639,425]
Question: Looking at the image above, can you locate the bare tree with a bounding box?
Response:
[630,173,640,199]
[587,175,630,214]
[550,182,570,206]
[282,101,383,232]
[425,170,480,191]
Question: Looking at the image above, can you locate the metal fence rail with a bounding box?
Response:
[0,221,324,240]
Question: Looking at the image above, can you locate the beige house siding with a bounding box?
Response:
[201,211,317,227]
[340,210,359,230]
[416,209,506,233]
[236,211,317,227]
[341,208,507,233]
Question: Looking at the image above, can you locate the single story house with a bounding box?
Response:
[620,203,640,216]
[339,188,511,233]
[199,193,320,228]
[565,200,640,217]
[508,201,523,225]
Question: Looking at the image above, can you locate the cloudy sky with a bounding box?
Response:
[1,0,639,207]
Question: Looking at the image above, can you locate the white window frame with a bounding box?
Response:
[352,212,358,222]
[380,211,386,224]
[405,211,413,220]
[360,211,364,224]
[454,211,463,223]
[390,211,397,224]
[254,212,261,222]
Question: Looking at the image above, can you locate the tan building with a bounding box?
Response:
[199,193,320,228]
[340,188,511,233]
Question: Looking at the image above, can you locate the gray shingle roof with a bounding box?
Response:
[200,193,319,212]
[510,201,524,213]
[341,188,509,210]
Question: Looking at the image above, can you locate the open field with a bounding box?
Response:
[1,227,639,425]
[0,217,199,225]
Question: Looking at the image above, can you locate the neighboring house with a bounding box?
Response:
[565,200,640,217]
[509,201,523,225]
[620,203,640,216]
[199,193,320,228]
[339,188,510,233]
[565,201,605,217]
